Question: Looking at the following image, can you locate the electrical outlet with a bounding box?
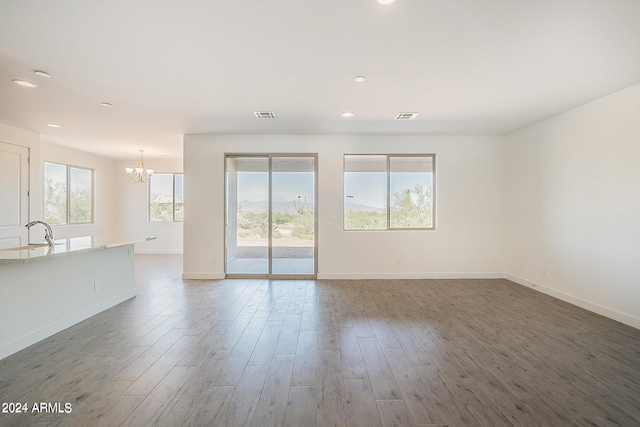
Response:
[395,258,401,266]
[93,281,101,292]
[211,257,216,265]
[541,267,547,276]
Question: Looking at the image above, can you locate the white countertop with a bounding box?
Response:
[0,236,156,263]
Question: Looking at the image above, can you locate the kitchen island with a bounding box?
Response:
[0,236,156,360]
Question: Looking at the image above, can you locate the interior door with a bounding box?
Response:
[0,141,29,249]
[225,154,317,278]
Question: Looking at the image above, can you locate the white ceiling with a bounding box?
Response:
[1,0,640,160]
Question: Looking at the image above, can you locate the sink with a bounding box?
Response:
[0,243,51,251]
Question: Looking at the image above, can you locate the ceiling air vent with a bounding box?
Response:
[254,111,277,119]
[395,112,419,120]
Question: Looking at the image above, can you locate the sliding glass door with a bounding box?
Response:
[271,156,316,275]
[225,154,317,278]
[225,157,269,275]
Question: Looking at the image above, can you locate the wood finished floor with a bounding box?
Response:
[1,255,639,427]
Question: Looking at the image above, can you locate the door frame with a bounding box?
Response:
[224,153,318,279]
[0,141,30,249]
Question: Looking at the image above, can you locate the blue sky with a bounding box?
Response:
[237,172,314,204]
[236,171,432,209]
[346,172,433,208]
[45,162,92,190]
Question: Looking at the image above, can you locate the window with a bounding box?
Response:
[44,162,94,225]
[344,154,435,230]
[149,173,183,222]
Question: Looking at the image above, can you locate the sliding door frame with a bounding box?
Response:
[224,153,318,279]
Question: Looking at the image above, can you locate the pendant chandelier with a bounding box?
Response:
[125,150,154,183]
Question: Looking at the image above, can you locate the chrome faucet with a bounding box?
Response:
[26,221,55,247]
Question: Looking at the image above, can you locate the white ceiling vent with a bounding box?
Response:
[395,112,419,120]
[254,111,277,119]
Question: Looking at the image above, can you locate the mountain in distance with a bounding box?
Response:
[344,201,385,213]
[237,200,384,214]
[238,200,305,214]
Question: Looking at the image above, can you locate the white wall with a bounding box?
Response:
[40,141,116,240]
[505,83,640,328]
[114,159,183,254]
[183,134,506,279]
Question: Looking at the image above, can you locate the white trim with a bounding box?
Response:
[505,273,640,329]
[317,272,504,280]
[182,272,225,280]
[0,289,136,360]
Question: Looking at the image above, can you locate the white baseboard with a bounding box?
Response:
[0,289,136,361]
[135,250,183,255]
[182,272,225,280]
[181,271,504,280]
[317,272,504,280]
[505,273,640,329]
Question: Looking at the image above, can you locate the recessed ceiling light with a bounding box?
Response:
[378,0,395,4]
[100,102,113,107]
[160,154,172,158]
[34,70,51,78]
[46,123,62,128]
[13,79,37,88]
[341,112,354,118]
[353,76,366,83]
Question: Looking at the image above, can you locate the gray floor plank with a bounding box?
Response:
[284,386,316,427]
[1,256,639,427]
